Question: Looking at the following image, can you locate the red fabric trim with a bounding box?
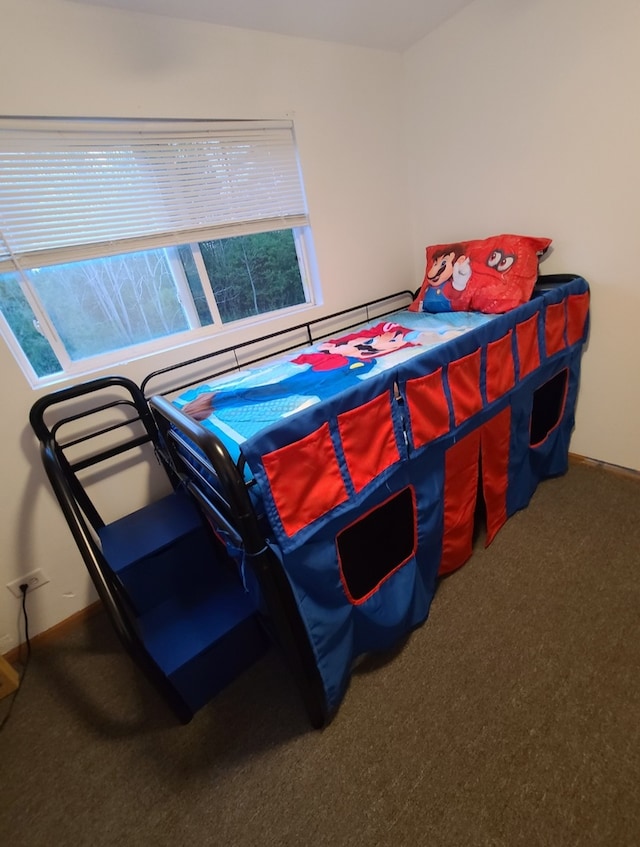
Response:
[337,486,417,606]
[440,428,480,575]
[440,409,512,573]
[515,314,540,380]
[480,407,511,545]
[566,292,590,346]
[545,302,567,358]
[485,331,515,404]
[262,423,348,538]
[405,367,450,448]
[338,392,400,493]
[447,349,483,427]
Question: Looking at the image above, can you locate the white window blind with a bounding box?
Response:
[0,118,309,273]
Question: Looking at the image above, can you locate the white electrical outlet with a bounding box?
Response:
[6,568,50,598]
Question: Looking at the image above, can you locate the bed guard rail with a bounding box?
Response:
[141,289,415,400]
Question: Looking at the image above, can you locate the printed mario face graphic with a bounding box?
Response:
[427,250,457,286]
[319,325,413,360]
[426,244,467,288]
[292,322,419,372]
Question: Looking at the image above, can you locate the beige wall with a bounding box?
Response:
[0,0,412,648]
[403,0,640,472]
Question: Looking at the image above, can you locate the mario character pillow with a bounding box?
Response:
[409,234,552,314]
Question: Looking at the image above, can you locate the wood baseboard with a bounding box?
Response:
[0,654,20,699]
[2,600,103,665]
[569,452,640,481]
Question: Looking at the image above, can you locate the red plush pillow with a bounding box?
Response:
[409,234,552,314]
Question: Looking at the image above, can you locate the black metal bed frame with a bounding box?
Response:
[29,290,415,727]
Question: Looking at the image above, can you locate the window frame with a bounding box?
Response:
[0,117,320,388]
[0,228,318,387]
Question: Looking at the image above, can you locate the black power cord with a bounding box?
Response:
[0,583,32,732]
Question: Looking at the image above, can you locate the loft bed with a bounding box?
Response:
[30,273,590,729]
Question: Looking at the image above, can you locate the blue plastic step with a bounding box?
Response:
[138,563,269,714]
[99,489,268,714]
[99,489,202,570]
[99,491,217,614]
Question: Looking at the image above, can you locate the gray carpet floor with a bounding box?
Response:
[1,462,639,847]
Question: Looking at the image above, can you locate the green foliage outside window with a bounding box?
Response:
[29,251,191,360]
[0,229,310,382]
[200,230,306,323]
[0,274,61,378]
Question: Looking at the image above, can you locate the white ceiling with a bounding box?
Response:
[69,0,478,52]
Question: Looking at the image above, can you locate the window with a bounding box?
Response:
[0,118,318,386]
